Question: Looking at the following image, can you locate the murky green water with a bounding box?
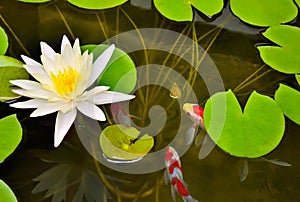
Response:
[0,0,300,201]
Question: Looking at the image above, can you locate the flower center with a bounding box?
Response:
[50,67,79,96]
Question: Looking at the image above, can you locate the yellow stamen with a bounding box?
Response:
[50,67,79,96]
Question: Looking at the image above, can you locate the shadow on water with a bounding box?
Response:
[0,0,300,201]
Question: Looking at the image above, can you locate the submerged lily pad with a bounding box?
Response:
[230,0,297,26]
[0,56,29,101]
[0,114,22,162]
[257,25,300,74]
[153,0,223,21]
[204,90,285,158]
[275,84,300,125]
[81,44,136,94]
[0,27,8,55]
[68,0,127,9]
[99,124,154,160]
[0,180,17,202]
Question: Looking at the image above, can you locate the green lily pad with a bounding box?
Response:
[153,0,223,21]
[81,44,136,94]
[0,56,29,101]
[18,0,51,2]
[257,25,300,74]
[204,90,285,158]
[230,0,297,26]
[0,26,8,55]
[67,0,127,9]
[275,84,300,125]
[99,124,154,160]
[0,180,17,202]
[0,114,22,162]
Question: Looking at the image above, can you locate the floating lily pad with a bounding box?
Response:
[296,74,300,86]
[0,180,17,202]
[68,0,128,9]
[0,26,8,55]
[153,0,223,21]
[275,84,300,125]
[0,114,22,162]
[18,0,51,3]
[99,124,154,160]
[204,90,285,158]
[230,0,297,27]
[0,56,29,101]
[81,44,136,94]
[257,25,300,74]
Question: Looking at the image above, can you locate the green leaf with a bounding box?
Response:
[257,25,300,74]
[67,0,128,9]
[81,44,136,94]
[18,0,51,2]
[275,84,300,125]
[99,124,154,160]
[204,90,285,158]
[154,0,223,21]
[0,26,8,55]
[0,56,29,101]
[0,114,22,162]
[230,0,297,26]
[0,180,17,202]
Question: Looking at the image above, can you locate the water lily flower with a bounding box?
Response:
[10,35,135,147]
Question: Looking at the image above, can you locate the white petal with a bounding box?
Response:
[61,35,72,53]
[72,38,81,55]
[21,55,43,69]
[13,88,60,100]
[76,86,110,101]
[54,109,77,147]
[41,42,56,61]
[10,99,47,109]
[10,80,41,90]
[92,91,135,105]
[30,102,69,117]
[87,44,115,87]
[76,101,106,121]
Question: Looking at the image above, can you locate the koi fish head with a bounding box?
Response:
[183,103,205,129]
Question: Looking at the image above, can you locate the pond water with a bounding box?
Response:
[0,0,300,201]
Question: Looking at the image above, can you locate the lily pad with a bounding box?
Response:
[99,124,154,160]
[296,74,300,86]
[0,114,22,162]
[67,0,128,9]
[257,25,300,74]
[0,180,17,202]
[204,90,285,158]
[275,84,300,125]
[0,26,8,55]
[81,44,136,94]
[0,56,29,101]
[153,0,223,21]
[18,0,51,3]
[230,0,297,27]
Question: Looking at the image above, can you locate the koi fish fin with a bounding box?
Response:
[164,169,169,185]
[238,158,249,182]
[173,167,184,181]
[171,187,177,202]
[183,195,199,202]
[262,158,292,167]
[198,134,215,159]
[185,124,197,146]
[194,130,206,147]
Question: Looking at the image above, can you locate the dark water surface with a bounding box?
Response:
[0,0,300,201]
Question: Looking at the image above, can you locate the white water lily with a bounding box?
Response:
[10,35,135,147]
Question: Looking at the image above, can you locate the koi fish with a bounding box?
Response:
[165,146,199,202]
[183,103,215,159]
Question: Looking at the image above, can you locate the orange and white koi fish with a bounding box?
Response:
[183,103,204,130]
[183,103,215,159]
[165,146,199,202]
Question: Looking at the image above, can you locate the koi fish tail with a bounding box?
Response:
[183,195,199,202]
